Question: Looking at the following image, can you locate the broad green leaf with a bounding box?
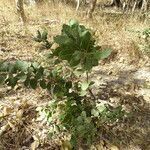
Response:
[53,84,63,96]
[37,30,41,39]
[72,51,82,61]
[32,62,39,70]
[40,79,47,89]
[0,74,7,84]
[59,49,73,61]
[83,57,93,71]
[54,35,72,45]
[8,64,16,73]
[28,67,34,74]
[35,66,44,79]
[77,116,83,123]
[0,62,9,72]
[73,69,84,77]
[97,104,107,113]
[81,111,87,118]
[77,125,85,133]
[53,47,63,56]
[79,89,87,96]
[15,61,30,72]
[69,19,79,27]
[80,31,91,50]
[24,76,30,87]
[62,25,75,39]
[91,58,99,67]
[30,78,37,89]
[81,82,90,91]
[94,49,112,60]
[34,30,42,42]
[47,82,51,91]
[41,30,48,40]
[65,81,72,89]
[91,109,99,117]
[16,73,27,82]
[70,57,80,67]
[6,76,18,88]
[45,41,53,49]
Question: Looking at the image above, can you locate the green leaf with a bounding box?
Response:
[73,51,82,61]
[32,62,39,70]
[69,19,79,27]
[80,31,91,50]
[8,64,16,73]
[35,66,44,79]
[6,76,18,88]
[34,30,42,42]
[41,30,48,40]
[24,76,30,87]
[0,74,7,84]
[40,79,47,89]
[15,61,30,72]
[16,73,27,82]
[28,67,34,74]
[81,82,90,91]
[81,111,87,118]
[73,69,84,77]
[0,62,9,72]
[53,84,63,96]
[45,40,53,49]
[37,30,41,39]
[91,109,99,117]
[53,47,63,56]
[83,57,93,71]
[70,55,81,67]
[97,103,107,113]
[65,81,72,89]
[47,82,51,91]
[30,78,37,89]
[94,49,112,60]
[59,48,73,61]
[54,35,72,45]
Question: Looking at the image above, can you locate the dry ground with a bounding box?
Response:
[0,0,150,150]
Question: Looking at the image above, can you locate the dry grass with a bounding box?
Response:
[0,0,150,149]
[0,0,149,62]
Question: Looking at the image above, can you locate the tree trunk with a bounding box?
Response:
[87,0,97,18]
[15,0,27,24]
[141,0,148,12]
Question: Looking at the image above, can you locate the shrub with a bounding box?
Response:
[0,19,126,148]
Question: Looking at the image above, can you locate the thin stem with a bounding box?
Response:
[86,71,96,100]
[86,71,89,83]
[88,89,96,100]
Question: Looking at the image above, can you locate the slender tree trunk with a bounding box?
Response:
[15,0,27,24]
[87,0,97,18]
[76,0,80,11]
[141,0,148,12]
